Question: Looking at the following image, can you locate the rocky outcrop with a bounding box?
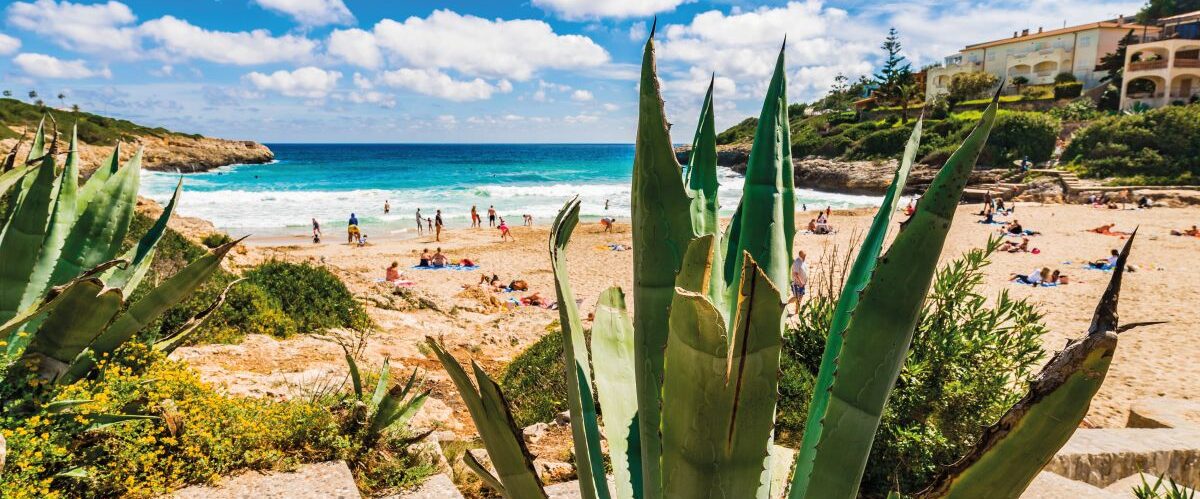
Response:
[171,460,360,498]
[676,145,1002,195]
[1,131,272,175]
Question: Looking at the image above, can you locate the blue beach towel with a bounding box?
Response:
[411,264,480,271]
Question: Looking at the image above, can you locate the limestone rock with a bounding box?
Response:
[171,460,359,499]
[1020,471,1123,498]
[524,422,550,444]
[1128,398,1200,429]
[1044,428,1200,489]
[388,474,463,499]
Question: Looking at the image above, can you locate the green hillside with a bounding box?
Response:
[0,97,202,145]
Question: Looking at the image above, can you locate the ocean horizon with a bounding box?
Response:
[141,143,883,235]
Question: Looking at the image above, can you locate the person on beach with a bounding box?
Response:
[1171,225,1200,236]
[998,237,1030,253]
[435,209,444,242]
[431,248,448,268]
[349,213,359,226]
[904,199,915,216]
[604,199,610,211]
[471,205,480,228]
[426,217,433,232]
[359,234,368,246]
[488,205,497,227]
[789,250,808,313]
[1090,224,1131,236]
[384,200,390,214]
[386,261,402,283]
[347,224,361,244]
[600,217,615,233]
[1089,249,1120,269]
[1011,267,1051,286]
[415,209,424,234]
[523,214,533,226]
[499,218,515,241]
[1006,220,1024,235]
[312,218,321,243]
[419,248,432,267]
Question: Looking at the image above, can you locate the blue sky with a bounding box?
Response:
[0,0,1145,143]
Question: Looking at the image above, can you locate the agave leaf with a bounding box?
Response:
[26,117,46,163]
[591,286,641,499]
[346,353,364,400]
[23,279,123,377]
[368,383,406,437]
[60,238,243,384]
[48,147,142,288]
[77,142,122,210]
[45,399,94,413]
[793,92,999,499]
[374,387,429,435]
[916,233,1135,499]
[20,125,83,314]
[1,133,23,173]
[0,136,62,323]
[464,449,508,496]
[685,77,727,310]
[370,358,393,409]
[660,252,784,498]
[0,162,36,198]
[102,179,182,293]
[426,337,547,498]
[549,196,611,499]
[84,413,158,431]
[724,44,794,316]
[55,467,88,479]
[153,278,242,355]
[791,119,923,492]
[630,29,697,498]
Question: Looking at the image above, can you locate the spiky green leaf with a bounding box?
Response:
[591,286,641,499]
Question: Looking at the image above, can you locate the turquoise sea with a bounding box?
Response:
[140,144,882,235]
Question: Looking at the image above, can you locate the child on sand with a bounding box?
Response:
[499,218,515,241]
[600,217,615,233]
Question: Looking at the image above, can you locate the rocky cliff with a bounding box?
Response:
[1,132,273,175]
[676,145,1001,195]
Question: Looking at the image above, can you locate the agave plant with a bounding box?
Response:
[429,29,1133,499]
[0,118,238,386]
[342,351,431,452]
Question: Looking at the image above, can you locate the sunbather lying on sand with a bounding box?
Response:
[1090,224,1131,236]
[1088,249,1120,269]
[1011,267,1051,286]
[998,237,1030,253]
[1170,225,1200,237]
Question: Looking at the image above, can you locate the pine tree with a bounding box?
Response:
[1138,0,1200,22]
[874,27,915,122]
[1097,30,1140,110]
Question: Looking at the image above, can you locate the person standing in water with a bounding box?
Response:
[487,205,497,227]
[384,200,391,214]
[604,199,610,211]
[470,205,480,228]
[312,218,322,243]
[415,208,423,234]
[435,209,444,242]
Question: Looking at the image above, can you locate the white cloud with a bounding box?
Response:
[6,0,139,55]
[533,0,688,20]
[327,28,382,69]
[149,64,173,77]
[0,33,20,55]
[379,68,510,102]
[352,72,373,89]
[253,0,354,27]
[564,113,600,124]
[246,66,341,98]
[603,103,619,111]
[347,90,395,107]
[141,16,316,65]
[437,114,457,127]
[629,21,649,41]
[369,10,609,80]
[571,89,594,101]
[13,52,111,79]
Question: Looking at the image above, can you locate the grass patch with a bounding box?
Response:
[0,97,202,146]
[499,322,568,428]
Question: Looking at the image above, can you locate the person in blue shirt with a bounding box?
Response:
[349,213,359,226]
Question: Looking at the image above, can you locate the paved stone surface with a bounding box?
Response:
[172,461,360,499]
[1020,471,1123,499]
[1104,473,1200,497]
[1045,428,1200,489]
[1128,398,1200,429]
[389,473,463,499]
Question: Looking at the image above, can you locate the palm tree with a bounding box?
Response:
[35,99,45,108]
[1012,76,1030,95]
[71,104,80,113]
[2,90,11,98]
[57,92,65,108]
[28,90,37,101]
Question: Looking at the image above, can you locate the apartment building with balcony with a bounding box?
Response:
[1120,10,1200,109]
[926,17,1159,100]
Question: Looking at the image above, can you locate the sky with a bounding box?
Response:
[0,0,1146,143]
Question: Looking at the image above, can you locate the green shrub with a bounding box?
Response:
[1063,104,1200,184]
[499,323,569,427]
[242,260,373,334]
[919,144,958,166]
[201,232,233,249]
[777,241,1046,497]
[985,111,1060,164]
[716,117,757,145]
[1054,82,1084,99]
[948,71,999,105]
[845,125,916,160]
[1049,99,1101,121]
[1054,72,1078,84]
[812,134,853,158]
[0,343,434,498]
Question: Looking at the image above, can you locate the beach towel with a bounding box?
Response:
[978,220,1006,225]
[411,264,480,271]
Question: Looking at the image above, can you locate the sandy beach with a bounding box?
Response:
[177,201,1200,434]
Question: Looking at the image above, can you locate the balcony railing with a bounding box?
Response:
[1176,59,1200,68]
[1129,60,1168,71]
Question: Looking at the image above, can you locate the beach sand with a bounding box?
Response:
[176,202,1200,434]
